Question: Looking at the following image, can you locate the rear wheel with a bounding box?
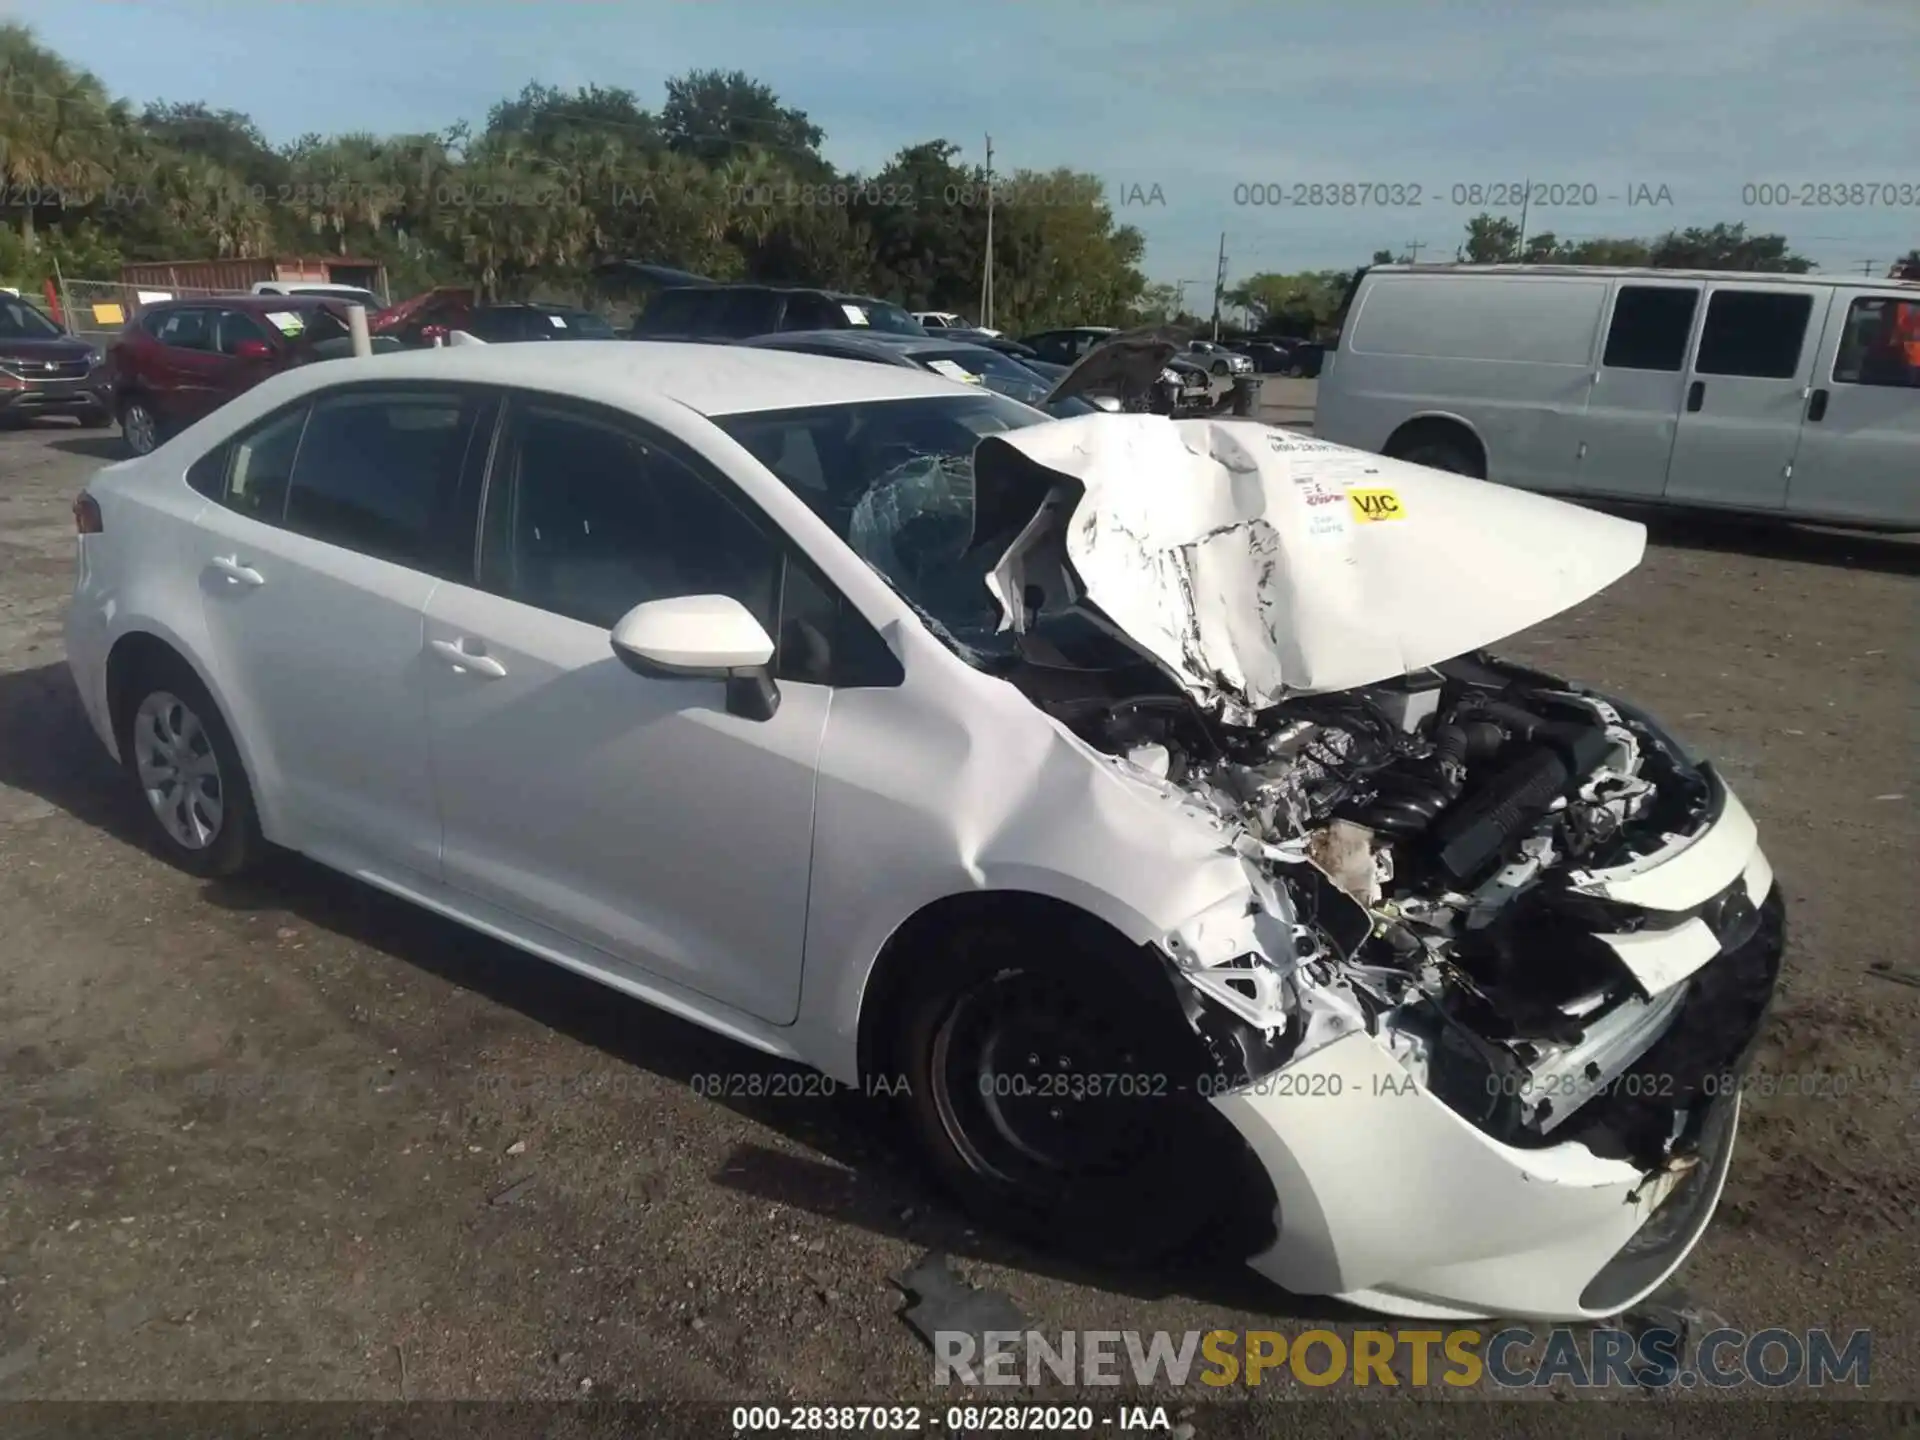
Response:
[1389,428,1484,478]
[889,917,1251,1266]
[116,653,265,878]
[120,397,161,456]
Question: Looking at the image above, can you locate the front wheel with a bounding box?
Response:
[117,654,266,878]
[890,919,1255,1266]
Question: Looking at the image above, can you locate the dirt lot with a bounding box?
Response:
[0,412,1915,1410]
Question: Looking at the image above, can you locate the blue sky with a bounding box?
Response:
[11,0,1918,292]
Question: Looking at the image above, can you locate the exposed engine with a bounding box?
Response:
[1013,641,1744,1166]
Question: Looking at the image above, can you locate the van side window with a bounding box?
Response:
[1695,291,1813,379]
[1833,297,1920,389]
[1602,287,1699,371]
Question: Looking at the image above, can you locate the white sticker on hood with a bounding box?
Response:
[264,311,305,335]
[927,359,981,383]
[548,313,568,328]
[841,304,870,326]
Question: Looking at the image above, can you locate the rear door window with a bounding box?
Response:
[281,387,494,572]
[1694,290,1813,378]
[710,289,781,339]
[780,292,842,331]
[215,310,276,356]
[215,404,311,522]
[631,288,706,335]
[154,308,215,352]
[1602,285,1700,371]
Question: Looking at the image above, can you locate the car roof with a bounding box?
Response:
[1365,262,1920,290]
[253,339,972,415]
[146,294,342,313]
[661,282,900,305]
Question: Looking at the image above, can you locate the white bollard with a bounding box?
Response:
[346,304,373,358]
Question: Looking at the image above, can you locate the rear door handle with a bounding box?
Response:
[429,637,507,678]
[208,555,265,587]
[1686,380,1706,412]
[1806,387,1830,423]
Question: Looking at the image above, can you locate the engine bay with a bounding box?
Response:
[1001,635,1729,1163]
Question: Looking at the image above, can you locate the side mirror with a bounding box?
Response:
[233,338,274,360]
[609,595,781,721]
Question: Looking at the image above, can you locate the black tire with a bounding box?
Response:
[888,916,1253,1267]
[115,652,266,879]
[1211,360,1230,377]
[1391,432,1483,478]
[119,395,162,456]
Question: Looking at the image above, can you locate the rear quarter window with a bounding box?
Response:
[1349,276,1608,365]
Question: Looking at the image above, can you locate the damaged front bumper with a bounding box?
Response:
[1189,781,1783,1321]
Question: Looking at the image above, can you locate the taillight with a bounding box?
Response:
[74,492,103,535]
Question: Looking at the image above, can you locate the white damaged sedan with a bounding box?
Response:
[65,343,1781,1322]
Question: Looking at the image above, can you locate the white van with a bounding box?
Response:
[1315,265,1920,529]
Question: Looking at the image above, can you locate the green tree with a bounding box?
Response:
[1647,223,1811,272]
[1458,212,1520,263]
[140,102,288,192]
[1226,270,1350,333]
[660,69,824,171]
[0,24,121,250]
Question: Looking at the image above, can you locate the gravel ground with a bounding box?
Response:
[0,414,1914,1411]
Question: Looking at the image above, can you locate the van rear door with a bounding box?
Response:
[1783,287,1920,526]
[1661,282,1829,512]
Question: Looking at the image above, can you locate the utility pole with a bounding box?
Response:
[1211,231,1228,341]
[1514,178,1531,260]
[1173,277,1200,317]
[1859,259,1876,277]
[1405,240,1425,263]
[979,134,994,330]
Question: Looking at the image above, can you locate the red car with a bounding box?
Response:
[106,294,370,455]
[367,286,476,346]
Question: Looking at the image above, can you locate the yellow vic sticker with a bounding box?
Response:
[1349,487,1406,523]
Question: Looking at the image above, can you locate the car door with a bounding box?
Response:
[1783,288,1920,526]
[420,393,835,1025]
[1661,282,1828,511]
[147,307,226,425]
[213,309,287,402]
[189,383,497,878]
[1573,281,1701,499]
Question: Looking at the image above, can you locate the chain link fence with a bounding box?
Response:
[53,278,230,348]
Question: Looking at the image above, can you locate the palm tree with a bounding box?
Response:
[0,24,120,250]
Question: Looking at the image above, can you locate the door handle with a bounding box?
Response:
[208,555,265,587]
[1806,387,1830,423]
[1686,380,1705,413]
[429,637,507,678]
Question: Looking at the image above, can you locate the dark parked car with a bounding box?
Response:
[465,302,619,342]
[630,284,928,341]
[1018,327,1119,365]
[106,295,363,455]
[1285,340,1326,378]
[0,291,112,428]
[741,330,1103,417]
[1238,339,1298,373]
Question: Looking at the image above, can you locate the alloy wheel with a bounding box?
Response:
[122,401,158,455]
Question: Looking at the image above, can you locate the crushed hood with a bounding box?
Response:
[972,416,1646,709]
